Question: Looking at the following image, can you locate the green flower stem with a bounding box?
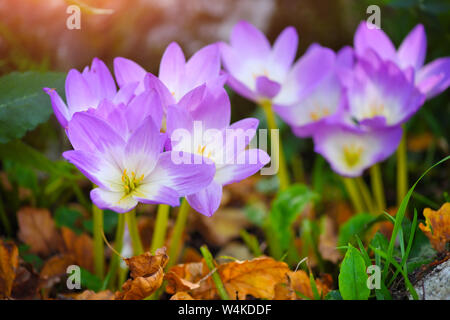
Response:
[92,204,105,278]
[342,177,365,213]
[200,245,230,300]
[125,209,143,255]
[150,204,170,254]
[356,177,375,214]
[397,130,408,206]
[260,100,290,191]
[167,198,190,269]
[370,164,386,212]
[105,213,125,290]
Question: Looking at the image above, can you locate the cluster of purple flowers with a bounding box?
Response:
[221,21,449,178]
[46,20,449,215]
[45,40,269,216]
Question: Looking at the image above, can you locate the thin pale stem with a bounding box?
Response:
[167,198,190,269]
[125,209,143,256]
[370,164,386,213]
[92,204,105,278]
[356,177,375,214]
[150,204,170,254]
[260,100,290,191]
[200,245,230,300]
[397,131,408,206]
[342,177,365,213]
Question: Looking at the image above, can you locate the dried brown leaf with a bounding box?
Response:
[419,203,450,252]
[115,248,168,300]
[0,240,19,298]
[17,207,62,256]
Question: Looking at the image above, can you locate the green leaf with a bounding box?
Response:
[54,207,84,234]
[0,71,66,143]
[337,213,377,249]
[266,184,318,258]
[80,268,103,291]
[338,244,370,300]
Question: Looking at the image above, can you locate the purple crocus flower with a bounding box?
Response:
[342,49,425,128]
[44,58,137,128]
[354,22,450,99]
[272,44,347,137]
[114,42,226,111]
[166,89,270,216]
[63,112,215,213]
[312,123,403,177]
[220,20,298,103]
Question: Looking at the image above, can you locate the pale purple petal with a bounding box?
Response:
[215,149,270,186]
[67,112,125,153]
[186,181,223,217]
[397,24,427,70]
[146,151,215,197]
[270,26,298,74]
[43,88,69,127]
[65,69,96,113]
[159,42,186,93]
[230,21,271,59]
[113,57,147,93]
[185,44,221,90]
[255,76,281,99]
[354,21,396,62]
[416,57,450,99]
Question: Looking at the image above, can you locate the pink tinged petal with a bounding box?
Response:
[112,82,138,105]
[215,148,270,186]
[275,44,335,106]
[255,76,281,99]
[176,84,207,113]
[127,89,163,131]
[189,88,231,130]
[146,151,216,197]
[124,117,162,176]
[65,69,96,113]
[270,26,299,73]
[144,73,175,110]
[84,58,117,101]
[67,112,126,154]
[354,21,396,62]
[113,57,147,92]
[43,88,69,127]
[230,21,271,59]
[417,57,450,99]
[185,44,221,89]
[91,188,137,214]
[159,42,186,93]
[186,181,223,217]
[63,150,108,189]
[313,124,403,177]
[397,24,427,70]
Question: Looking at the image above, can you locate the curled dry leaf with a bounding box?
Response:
[17,207,63,256]
[274,270,331,300]
[0,240,19,298]
[166,256,290,300]
[170,292,195,300]
[61,227,94,273]
[419,203,450,252]
[115,247,168,300]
